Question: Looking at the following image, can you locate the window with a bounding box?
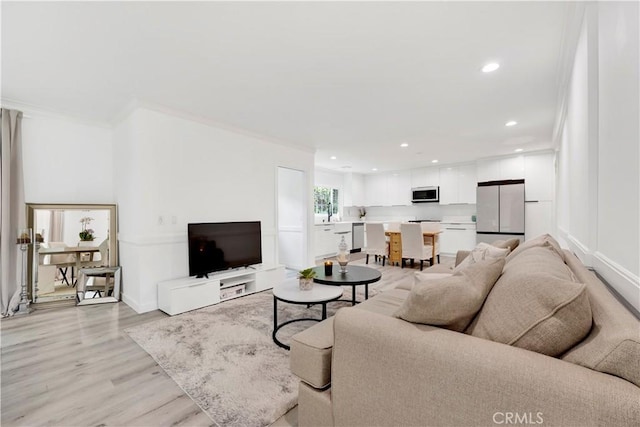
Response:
[314,187,339,215]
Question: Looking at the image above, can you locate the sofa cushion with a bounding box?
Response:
[503,245,576,282]
[506,233,564,262]
[394,257,505,332]
[466,247,592,357]
[395,272,453,291]
[290,317,335,389]
[492,238,521,252]
[290,288,410,389]
[560,251,640,387]
[453,242,509,273]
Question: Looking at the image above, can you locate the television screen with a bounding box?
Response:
[188,221,262,277]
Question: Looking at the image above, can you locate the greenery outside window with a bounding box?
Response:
[314,187,339,216]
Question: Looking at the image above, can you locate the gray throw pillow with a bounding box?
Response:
[393,257,505,332]
[466,268,592,357]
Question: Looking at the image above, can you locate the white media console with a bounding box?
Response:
[157,265,285,315]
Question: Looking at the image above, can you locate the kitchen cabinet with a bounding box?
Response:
[387,171,411,205]
[343,172,365,207]
[439,223,477,254]
[314,224,336,257]
[364,174,388,206]
[477,156,524,182]
[410,167,440,188]
[439,164,477,204]
[524,153,555,201]
[364,172,410,206]
[314,223,352,258]
[525,201,554,240]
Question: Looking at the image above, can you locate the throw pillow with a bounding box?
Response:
[453,242,509,273]
[393,257,505,332]
[492,238,520,252]
[466,269,592,357]
[395,272,453,291]
[506,233,564,262]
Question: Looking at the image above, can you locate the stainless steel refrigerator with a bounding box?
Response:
[476,179,525,244]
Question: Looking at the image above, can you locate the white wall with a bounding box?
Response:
[556,3,639,311]
[114,107,315,312]
[20,110,114,204]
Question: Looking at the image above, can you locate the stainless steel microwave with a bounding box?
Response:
[411,186,439,203]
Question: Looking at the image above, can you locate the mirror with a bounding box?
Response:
[27,204,118,305]
[76,266,121,305]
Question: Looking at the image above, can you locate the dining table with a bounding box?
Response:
[384,230,442,266]
[38,245,101,276]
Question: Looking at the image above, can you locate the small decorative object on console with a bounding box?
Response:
[298,268,317,291]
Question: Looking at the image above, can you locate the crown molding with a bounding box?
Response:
[0,98,113,129]
[112,98,317,155]
[551,2,587,147]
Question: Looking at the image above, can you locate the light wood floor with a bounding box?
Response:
[1,303,214,427]
[1,256,453,427]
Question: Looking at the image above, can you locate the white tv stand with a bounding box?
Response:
[157,265,285,315]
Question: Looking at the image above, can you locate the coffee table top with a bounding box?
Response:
[312,265,382,286]
[273,278,343,304]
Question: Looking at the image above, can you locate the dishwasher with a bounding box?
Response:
[352,222,365,252]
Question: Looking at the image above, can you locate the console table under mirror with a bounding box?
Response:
[26,203,119,305]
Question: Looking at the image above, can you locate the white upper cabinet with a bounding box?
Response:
[439,164,476,204]
[343,172,365,207]
[457,164,477,204]
[364,172,410,206]
[410,167,440,188]
[524,153,555,201]
[438,167,458,205]
[477,159,501,182]
[387,171,412,205]
[477,156,524,182]
[364,173,389,206]
[500,155,525,180]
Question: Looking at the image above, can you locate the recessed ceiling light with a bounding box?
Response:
[482,62,500,73]
[400,143,409,148]
[372,168,378,171]
[505,121,517,127]
[431,159,439,164]
[514,148,524,152]
[330,156,337,160]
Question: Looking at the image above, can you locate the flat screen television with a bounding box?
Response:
[188,221,262,277]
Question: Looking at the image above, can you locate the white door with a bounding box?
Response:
[277,167,306,270]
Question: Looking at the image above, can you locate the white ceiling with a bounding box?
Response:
[2,1,573,174]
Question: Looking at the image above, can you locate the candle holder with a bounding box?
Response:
[324,260,333,276]
[16,228,33,315]
[32,230,44,304]
[336,234,350,274]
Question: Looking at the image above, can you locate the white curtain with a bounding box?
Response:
[0,108,25,316]
[50,210,64,241]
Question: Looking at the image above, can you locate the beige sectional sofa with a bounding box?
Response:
[290,235,640,426]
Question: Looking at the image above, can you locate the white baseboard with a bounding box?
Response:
[556,227,639,313]
[121,292,158,314]
[592,252,640,313]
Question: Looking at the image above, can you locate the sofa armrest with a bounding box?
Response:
[331,308,640,427]
[455,250,470,266]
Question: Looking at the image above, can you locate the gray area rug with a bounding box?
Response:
[125,285,377,426]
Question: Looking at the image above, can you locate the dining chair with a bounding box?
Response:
[400,223,434,270]
[81,238,109,268]
[364,223,388,266]
[46,242,76,286]
[420,222,441,264]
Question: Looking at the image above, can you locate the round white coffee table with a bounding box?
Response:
[272,278,343,350]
